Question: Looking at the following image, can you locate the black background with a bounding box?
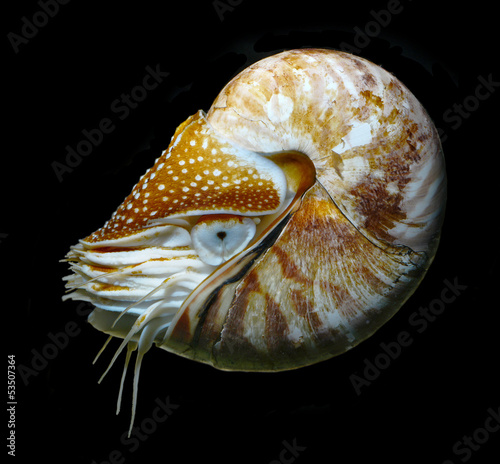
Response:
[6,1,498,463]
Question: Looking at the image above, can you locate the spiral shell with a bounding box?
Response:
[63,49,446,426]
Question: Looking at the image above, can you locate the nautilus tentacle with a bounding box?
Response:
[63,49,446,425]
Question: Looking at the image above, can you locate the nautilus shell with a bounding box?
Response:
[63,49,446,427]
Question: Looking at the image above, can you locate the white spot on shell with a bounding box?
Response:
[265,93,294,124]
[386,181,399,195]
[332,121,373,154]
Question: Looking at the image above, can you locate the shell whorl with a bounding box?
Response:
[159,49,446,370]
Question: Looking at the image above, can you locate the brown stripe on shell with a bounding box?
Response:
[264,293,299,356]
[344,86,433,245]
[289,289,323,333]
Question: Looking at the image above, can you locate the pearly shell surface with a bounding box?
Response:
[63,49,446,420]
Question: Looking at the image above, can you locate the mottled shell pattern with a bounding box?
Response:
[63,49,446,427]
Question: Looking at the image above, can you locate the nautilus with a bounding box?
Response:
[63,48,446,430]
